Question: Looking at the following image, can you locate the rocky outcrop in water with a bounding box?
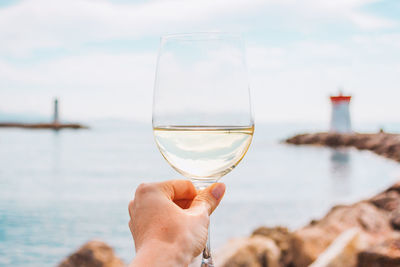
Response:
[58,240,125,267]
[285,132,400,162]
[0,122,88,129]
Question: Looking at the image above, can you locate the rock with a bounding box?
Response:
[252,226,292,266]
[58,240,125,267]
[370,190,400,212]
[325,134,342,147]
[291,202,392,267]
[285,132,400,163]
[385,181,400,194]
[305,133,326,145]
[288,182,400,267]
[0,122,88,129]
[215,181,400,267]
[341,134,358,146]
[391,216,400,230]
[370,185,400,231]
[215,236,281,267]
[308,228,365,267]
[357,238,400,267]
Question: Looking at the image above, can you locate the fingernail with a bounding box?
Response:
[211,183,225,200]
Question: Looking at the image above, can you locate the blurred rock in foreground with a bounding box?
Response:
[58,240,125,267]
[61,182,400,267]
[285,132,400,162]
[216,182,400,267]
[215,236,281,267]
[251,226,293,266]
[358,238,400,267]
[308,228,363,267]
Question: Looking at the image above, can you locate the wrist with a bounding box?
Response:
[131,239,192,267]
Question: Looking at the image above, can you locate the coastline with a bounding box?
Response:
[58,181,400,267]
[0,122,88,130]
[214,181,400,267]
[285,132,400,163]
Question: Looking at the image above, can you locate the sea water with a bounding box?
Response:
[1,121,400,266]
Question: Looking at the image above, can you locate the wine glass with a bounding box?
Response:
[152,32,254,266]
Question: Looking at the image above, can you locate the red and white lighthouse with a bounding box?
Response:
[330,93,352,133]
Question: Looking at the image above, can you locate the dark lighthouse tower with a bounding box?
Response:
[53,98,59,125]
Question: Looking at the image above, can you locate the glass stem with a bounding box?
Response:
[201,221,213,267]
[194,181,215,267]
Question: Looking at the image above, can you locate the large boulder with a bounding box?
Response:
[213,181,400,267]
[215,236,281,267]
[291,202,392,267]
[290,182,400,267]
[252,226,292,266]
[58,240,125,267]
[357,238,400,267]
[308,228,365,267]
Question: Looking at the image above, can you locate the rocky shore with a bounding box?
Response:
[58,182,400,267]
[285,132,400,163]
[214,181,400,267]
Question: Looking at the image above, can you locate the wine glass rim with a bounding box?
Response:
[161,32,243,41]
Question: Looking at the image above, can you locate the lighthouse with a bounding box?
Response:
[53,98,59,125]
[330,93,352,133]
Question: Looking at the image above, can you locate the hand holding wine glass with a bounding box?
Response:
[128,180,225,267]
[153,32,254,266]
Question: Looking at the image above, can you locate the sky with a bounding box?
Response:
[0,0,399,124]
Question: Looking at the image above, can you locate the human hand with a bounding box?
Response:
[128,180,226,267]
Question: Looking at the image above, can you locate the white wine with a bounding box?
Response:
[153,126,254,181]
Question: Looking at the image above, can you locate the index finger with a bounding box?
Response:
[156,180,197,201]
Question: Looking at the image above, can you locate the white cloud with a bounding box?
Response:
[1,36,400,123]
[0,0,264,56]
[0,51,157,121]
[0,0,399,123]
[0,0,396,56]
[348,12,395,29]
[353,33,400,48]
[246,38,400,123]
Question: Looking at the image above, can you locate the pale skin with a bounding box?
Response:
[128,180,226,267]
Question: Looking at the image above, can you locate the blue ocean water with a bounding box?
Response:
[1,121,400,266]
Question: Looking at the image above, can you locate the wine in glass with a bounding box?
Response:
[152,32,254,266]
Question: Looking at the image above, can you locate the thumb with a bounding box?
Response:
[189,183,226,215]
